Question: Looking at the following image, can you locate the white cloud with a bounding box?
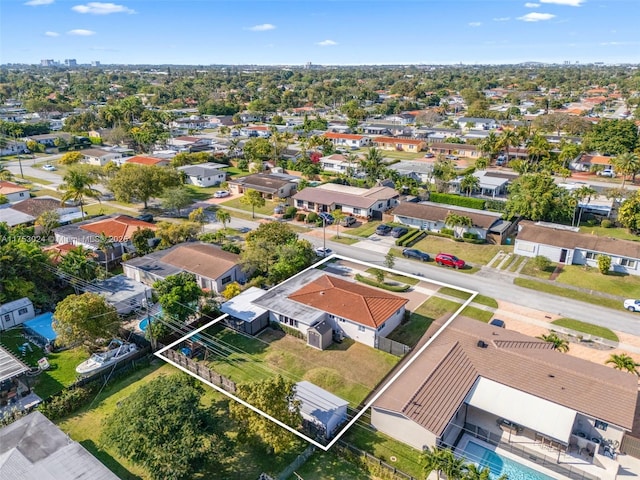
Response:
[493,17,510,21]
[67,29,96,36]
[246,23,276,31]
[72,2,135,14]
[24,0,54,5]
[316,39,337,47]
[540,0,585,6]
[45,31,60,37]
[468,22,482,27]
[524,2,540,7]
[518,12,556,21]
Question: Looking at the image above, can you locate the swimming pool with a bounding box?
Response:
[138,309,163,332]
[462,441,556,480]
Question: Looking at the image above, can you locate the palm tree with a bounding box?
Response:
[464,464,491,480]
[0,163,12,181]
[228,138,241,159]
[58,245,99,290]
[612,152,640,189]
[216,209,231,229]
[361,147,385,184]
[422,446,447,479]
[332,209,345,239]
[538,332,570,353]
[459,174,480,196]
[474,157,488,171]
[526,133,551,165]
[497,128,519,165]
[445,212,473,238]
[606,353,640,375]
[58,169,101,219]
[439,448,466,480]
[558,141,581,168]
[572,185,597,227]
[96,232,115,275]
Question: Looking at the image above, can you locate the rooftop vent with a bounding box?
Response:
[477,340,488,348]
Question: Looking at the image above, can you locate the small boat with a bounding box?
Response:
[76,339,138,376]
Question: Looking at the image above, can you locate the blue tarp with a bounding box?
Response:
[24,312,57,344]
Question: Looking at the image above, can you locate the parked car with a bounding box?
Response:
[274,204,285,214]
[624,299,640,312]
[435,253,466,269]
[318,212,334,225]
[489,318,506,328]
[42,164,56,171]
[314,247,333,258]
[375,224,393,236]
[424,153,435,158]
[340,216,357,227]
[136,213,154,223]
[402,248,430,262]
[214,190,230,198]
[391,226,409,238]
[597,168,615,178]
[445,155,459,161]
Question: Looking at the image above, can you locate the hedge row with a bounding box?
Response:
[396,230,426,247]
[485,198,507,212]
[354,274,411,292]
[429,193,486,210]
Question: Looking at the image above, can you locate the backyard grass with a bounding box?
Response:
[30,187,61,198]
[221,196,280,216]
[21,175,54,185]
[344,411,424,479]
[514,278,624,311]
[83,203,130,217]
[0,328,89,399]
[365,268,419,286]
[288,450,370,480]
[551,318,619,342]
[224,166,251,177]
[411,236,508,266]
[579,225,640,242]
[204,326,398,406]
[388,297,460,346]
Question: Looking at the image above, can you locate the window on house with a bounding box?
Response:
[17,308,28,315]
[358,325,365,332]
[620,258,636,268]
[296,200,303,207]
[279,315,298,328]
[595,420,608,431]
[3,314,10,322]
[377,323,386,332]
[308,202,315,209]
[221,275,232,285]
[585,252,597,260]
[353,208,361,215]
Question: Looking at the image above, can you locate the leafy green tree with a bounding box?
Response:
[240,189,265,218]
[497,128,519,162]
[612,152,640,188]
[59,151,83,165]
[445,212,473,238]
[215,209,231,229]
[505,174,572,222]
[153,272,203,322]
[532,255,551,272]
[58,245,99,286]
[583,119,638,156]
[59,168,101,219]
[537,332,569,353]
[53,292,119,348]
[131,227,156,256]
[361,147,385,185]
[109,164,181,208]
[35,210,59,239]
[101,374,225,480]
[243,137,272,163]
[618,191,640,233]
[268,239,316,284]
[384,251,396,271]
[460,174,479,196]
[161,186,193,216]
[597,254,611,275]
[188,207,206,229]
[155,221,200,247]
[606,353,640,375]
[0,164,13,181]
[0,237,54,305]
[229,375,302,454]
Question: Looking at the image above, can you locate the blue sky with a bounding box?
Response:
[2,0,639,65]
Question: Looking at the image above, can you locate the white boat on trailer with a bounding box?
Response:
[76,339,138,376]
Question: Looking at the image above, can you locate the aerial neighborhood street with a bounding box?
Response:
[3,2,640,478]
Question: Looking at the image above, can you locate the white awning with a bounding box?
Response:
[466,377,576,442]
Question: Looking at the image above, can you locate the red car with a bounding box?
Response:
[435,253,465,269]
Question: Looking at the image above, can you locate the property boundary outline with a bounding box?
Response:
[155,253,477,451]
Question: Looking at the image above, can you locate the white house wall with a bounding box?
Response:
[184,172,226,187]
[514,239,570,263]
[0,302,35,330]
[327,315,377,347]
[371,407,437,451]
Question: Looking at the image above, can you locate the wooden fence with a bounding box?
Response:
[336,439,417,480]
[376,336,411,357]
[162,349,236,393]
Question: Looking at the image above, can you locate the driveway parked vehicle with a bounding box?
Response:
[375,224,393,236]
[136,213,154,223]
[213,190,230,198]
[624,299,640,312]
[597,168,615,178]
[435,253,466,269]
[402,248,430,262]
[490,318,506,328]
[318,212,334,225]
[340,216,357,227]
[314,247,333,257]
[42,164,56,171]
[391,226,409,238]
[445,155,459,161]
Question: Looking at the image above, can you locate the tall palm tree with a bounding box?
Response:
[526,133,551,165]
[422,445,447,480]
[459,174,480,197]
[464,464,491,480]
[216,209,231,229]
[606,353,640,375]
[445,212,473,238]
[538,332,570,353]
[332,209,345,239]
[96,232,115,275]
[612,152,640,189]
[497,129,519,165]
[572,185,597,227]
[58,169,101,219]
[362,147,385,184]
[439,448,467,480]
[558,140,581,168]
[478,132,499,162]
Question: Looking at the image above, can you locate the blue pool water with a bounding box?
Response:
[462,441,556,480]
[138,309,163,332]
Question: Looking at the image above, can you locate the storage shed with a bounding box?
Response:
[0,298,35,331]
[307,320,333,350]
[295,381,348,439]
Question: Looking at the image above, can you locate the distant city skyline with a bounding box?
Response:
[2,0,640,66]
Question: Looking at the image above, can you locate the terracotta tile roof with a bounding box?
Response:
[375,317,638,435]
[324,132,366,141]
[160,243,240,280]
[517,221,640,260]
[375,136,425,146]
[246,125,270,131]
[288,274,408,328]
[0,181,29,195]
[79,215,156,241]
[126,156,166,166]
[43,243,83,263]
[578,154,612,166]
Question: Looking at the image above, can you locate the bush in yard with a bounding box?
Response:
[440,228,455,237]
[307,212,319,223]
[533,255,551,272]
[429,192,485,210]
[296,213,306,222]
[601,219,613,228]
[597,254,611,274]
[284,206,298,219]
[38,385,96,420]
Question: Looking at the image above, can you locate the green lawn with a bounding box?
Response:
[21,175,54,185]
[224,166,251,177]
[519,260,554,279]
[579,225,640,242]
[0,329,89,399]
[221,196,280,216]
[289,450,370,480]
[331,236,360,245]
[554,265,640,298]
[514,278,624,311]
[83,203,130,217]
[434,288,495,321]
[30,187,61,198]
[345,221,383,237]
[551,318,619,342]
[205,326,398,406]
[388,297,460,346]
[365,268,419,286]
[460,306,494,323]
[410,236,508,266]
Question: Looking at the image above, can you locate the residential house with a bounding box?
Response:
[450,171,515,198]
[125,155,171,167]
[456,117,498,130]
[295,381,349,440]
[429,142,480,159]
[240,125,271,138]
[386,160,433,184]
[371,317,636,480]
[570,153,613,173]
[251,269,408,348]
[323,133,372,149]
[361,125,390,136]
[204,115,235,127]
[393,202,512,244]
[318,153,360,175]
[0,139,28,156]
[86,275,152,315]
[23,133,73,149]
[0,181,29,203]
[42,243,77,264]
[374,136,425,153]
[53,215,156,265]
[81,148,123,167]
[239,113,264,123]
[0,411,120,480]
[170,116,208,131]
[0,297,35,331]
[1,196,83,227]
[293,183,399,220]
[0,345,35,412]
[167,136,212,152]
[228,173,298,199]
[0,207,37,227]
[514,221,640,275]
[178,162,227,187]
[385,113,415,125]
[123,242,245,293]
